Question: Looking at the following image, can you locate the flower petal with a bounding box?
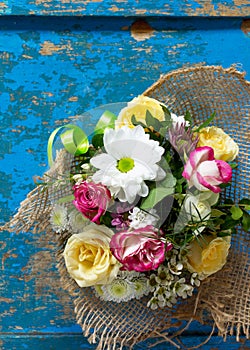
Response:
[189,146,214,168]
[91,153,116,170]
[215,160,232,183]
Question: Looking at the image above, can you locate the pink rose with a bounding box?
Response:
[110,226,171,272]
[73,181,111,224]
[182,146,232,193]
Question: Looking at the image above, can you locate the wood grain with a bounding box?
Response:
[0,0,250,16]
[0,14,249,350]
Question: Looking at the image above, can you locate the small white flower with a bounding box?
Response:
[168,262,183,275]
[147,273,158,292]
[81,163,91,171]
[190,273,201,287]
[171,113,190,127]
[72,174,84,184]
[69,208,89,233]
[155,265,172,285]
[147,297,159,310]
[90,125,165,203]
[173,278,194,299]
[50,204,68,233]
[128,207,159,229]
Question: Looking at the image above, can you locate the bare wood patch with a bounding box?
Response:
[241,19,250,37]
[131,20,155,42]
[39,41,72,56]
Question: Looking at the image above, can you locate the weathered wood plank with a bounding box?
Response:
[0,334,249,350]
[0,0,250,17]
[0,15,250,349]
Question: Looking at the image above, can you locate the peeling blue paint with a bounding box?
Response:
[1,0,250,17]
[0,13,249,350]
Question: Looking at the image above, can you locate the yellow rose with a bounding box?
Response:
[116,95,165,128]
[197,126,239,162]
[186,235,231,277]
[63,224,120,287]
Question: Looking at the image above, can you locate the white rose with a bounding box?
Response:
[183,193,212,235]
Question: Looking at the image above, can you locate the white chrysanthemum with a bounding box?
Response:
[68,208,89,233]
[93,285,105,298]
[94,271,150,303]
[101,278,134,302]
[132,277,150,299]
[50,204,68,233]
[128,207,159,229]
[90,125,166,203]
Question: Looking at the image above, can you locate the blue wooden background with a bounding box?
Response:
[0,1,250,349]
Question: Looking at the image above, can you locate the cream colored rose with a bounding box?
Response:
[197,126,239,162]
[186,235,231,277]
[63,224,120,287]
[116,95,165,128]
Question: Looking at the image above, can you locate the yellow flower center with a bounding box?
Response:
[117,157,135,173]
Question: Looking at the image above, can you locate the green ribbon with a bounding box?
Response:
[94,110,117,134]
[47,124,89,167]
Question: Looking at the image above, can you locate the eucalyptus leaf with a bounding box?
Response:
[140,187,174,210]
[160,172,177,188]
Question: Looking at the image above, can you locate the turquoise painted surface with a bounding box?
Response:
[0,15,249,349]
[0,0,250,16]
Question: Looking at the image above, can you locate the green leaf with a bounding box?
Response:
[184,110,192,125]
[230,206,243,220]
[242,211,250,232]
[160,172,177,188]
[211,209,226,217]
[217,230,232,237]
[193,112,216,132]
[224,198,234,205]
[239,198,250,206]
[57,195,75,204]
[145,110,161,130]
[140,187,174,210]
[131,115,146,128]
[91,133,104,149]
[160,104,171,118]
[230,163,238,169]
[141,173,176,210]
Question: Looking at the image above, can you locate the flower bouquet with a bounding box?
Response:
[2,66,250,349]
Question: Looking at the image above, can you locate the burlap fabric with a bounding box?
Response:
[1,65,249,349]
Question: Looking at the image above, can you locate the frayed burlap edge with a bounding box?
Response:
[1,65,249,349]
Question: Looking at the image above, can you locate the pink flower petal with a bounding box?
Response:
[182,161,193,180]
[215,160,232,183]
[196,171,222,193]
[189,146,214,168]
